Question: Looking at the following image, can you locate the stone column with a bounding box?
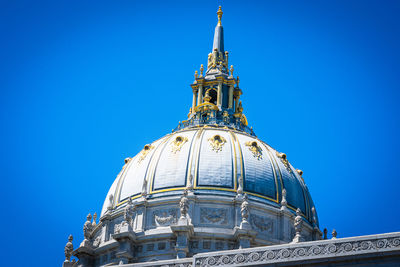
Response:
[234,93,240,112]
[217,81,222,107]
[192,89,197,111]
[228,85,234,109]
[197,84,203,105]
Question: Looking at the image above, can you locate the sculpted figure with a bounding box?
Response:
[107,194,113,210]
[332,229,337,239]
[281,188,287,207]
[312,207,317,225]
[141,179,148,197]
[123,197,135,226]
[64,235,73,262]
[83,213,93,241]
[92,212,97,226]
[207,53,213,68]
[292,208,303,243]
[241,194,249,223]
[237,175,243,195]
[187,174,194,190]
[179,190,189,219]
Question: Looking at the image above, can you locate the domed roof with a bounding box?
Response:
[69,8,322,265]
[101,126,318,226]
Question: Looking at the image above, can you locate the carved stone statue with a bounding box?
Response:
[332,229,337,239]
[241,194,249,223]
[123,197,135,227]
[311,207,317,226]
[83,213,93,241]
[64,235,73,262]
[187,174,193,190]
[292,208,303,243]
[141,179,148,197]
[107,194,113,211]
[179,190,189,219]
[207,53,213,68]
[281,188,287,210]
[92,212,97,227]
[237,175,243,195]
[239,194,251,230]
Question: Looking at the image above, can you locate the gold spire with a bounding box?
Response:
[217,6,223,26]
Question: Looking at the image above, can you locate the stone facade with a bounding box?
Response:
[64,232,400,266]
[66,192,319,266]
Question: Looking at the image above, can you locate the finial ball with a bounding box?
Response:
[217,6,223,25]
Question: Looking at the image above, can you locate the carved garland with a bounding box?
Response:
[200,207,228,225]
[153,209,178,227]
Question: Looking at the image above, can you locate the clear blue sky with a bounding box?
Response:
[1,1,399,266]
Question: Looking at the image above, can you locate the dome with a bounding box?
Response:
[101,127,318,227]
[72,7,322,265]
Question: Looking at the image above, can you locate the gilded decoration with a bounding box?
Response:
[208,53,216,69]
[138,144,154,163]
[171,136,188,153]
[208,134,226,152]
[200,207,228,225]
[240,114,248,126]
[276,151,292,173]
[245,141,262,160]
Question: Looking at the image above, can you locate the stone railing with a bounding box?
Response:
[173,119,255,136]
[123,258,192,267]
[119,232,400,267]
[193,232,400,266]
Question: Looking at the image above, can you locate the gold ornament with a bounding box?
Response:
[171,136,188,153]
[138,144,154,163]
[208,134,227,152]
[217,6,223,26]
[245,141,262,160]
[276,151,292,173]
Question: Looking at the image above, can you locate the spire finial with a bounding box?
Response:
[217,6,223,26]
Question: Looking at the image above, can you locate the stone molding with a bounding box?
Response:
[123,258,192,267]
[193,232,400,266]
[72,232,400,266]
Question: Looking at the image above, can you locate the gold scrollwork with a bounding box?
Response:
[171,136,188,153]
[276,151,292,173]
[240,114,248,126]
[245,141,262,160]
[208,134,226,152]
[138,144,154,163]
